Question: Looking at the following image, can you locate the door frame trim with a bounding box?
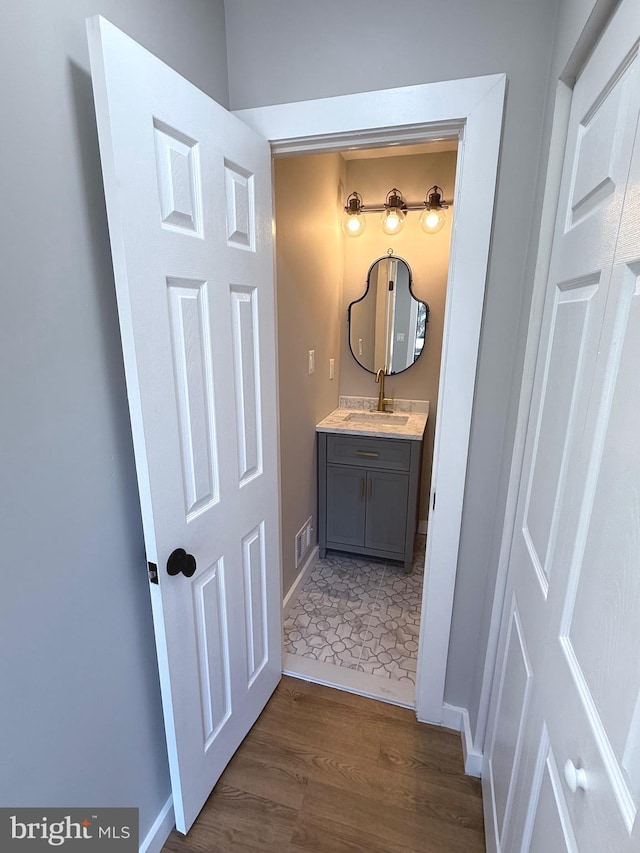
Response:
[235,73,506,723]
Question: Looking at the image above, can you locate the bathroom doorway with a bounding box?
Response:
[236,76,505,724]
[274,141,457,707]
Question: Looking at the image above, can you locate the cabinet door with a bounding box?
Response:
[365,470,409,555]
[326,465,366,547]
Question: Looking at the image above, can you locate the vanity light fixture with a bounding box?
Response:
[419,185,449,234]
[343,185,450,237]
[342,191,367,238]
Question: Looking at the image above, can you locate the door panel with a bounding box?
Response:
[522,276,599,591]
[230,285,262,483]
[153,119,203,236]
[87,16,281,833]
[525,730,577,853]
[167,278,219,518]
[488,598,533,842]
[242,522,269,686]
[224,160,255,249]
[567,277,640,748]
[567,57,636,229]
[193,559,230,743]
[544,245,640,846]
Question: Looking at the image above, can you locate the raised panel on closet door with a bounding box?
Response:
[522,727,577,853]
[541,260,640,851]
[486,596,533,849]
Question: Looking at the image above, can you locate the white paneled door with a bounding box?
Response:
[87,17,281,833]
[484,1,640,851]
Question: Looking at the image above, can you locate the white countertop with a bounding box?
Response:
[316,403,429,441]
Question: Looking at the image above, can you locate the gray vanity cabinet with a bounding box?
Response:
[318,432,422,571]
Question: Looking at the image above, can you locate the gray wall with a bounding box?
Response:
[0,0,228,839]
[224,0,560,726]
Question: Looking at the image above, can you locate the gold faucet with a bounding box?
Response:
[375,367,393,412]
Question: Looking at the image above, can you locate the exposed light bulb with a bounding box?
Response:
[420,186,448,234]
[381,207,405,235]
[420,207,446,234]
[342,211,366,237]
[381,188,406,235]
[342,191,366,238]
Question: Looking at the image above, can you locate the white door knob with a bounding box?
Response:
[564,759,587,792]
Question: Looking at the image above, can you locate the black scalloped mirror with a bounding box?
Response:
[348,255,429,375]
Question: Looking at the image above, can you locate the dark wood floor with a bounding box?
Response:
[162,676,485,853]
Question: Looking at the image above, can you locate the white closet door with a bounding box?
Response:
[483,1,640,849]
[529,90,640,853]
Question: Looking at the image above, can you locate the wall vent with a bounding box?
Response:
[294,516,313,568]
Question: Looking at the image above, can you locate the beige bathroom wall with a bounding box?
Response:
[274,153,346,595]
[341,151,457,520]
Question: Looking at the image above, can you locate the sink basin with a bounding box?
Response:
[345,412,409,426]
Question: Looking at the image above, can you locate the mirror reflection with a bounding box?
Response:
[348,256,429,375]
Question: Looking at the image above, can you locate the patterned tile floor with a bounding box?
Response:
[283,535,425,685]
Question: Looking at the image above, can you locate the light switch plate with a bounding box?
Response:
[308,349,315,374]
[329,358,335,380]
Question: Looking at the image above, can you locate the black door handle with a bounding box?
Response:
[166,548,197,578]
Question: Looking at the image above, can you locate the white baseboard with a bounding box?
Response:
[417,519,428,534]
[282,545,318,619]
[440,702,463,731]
[139,795,174,853]
[441,702,483,778]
